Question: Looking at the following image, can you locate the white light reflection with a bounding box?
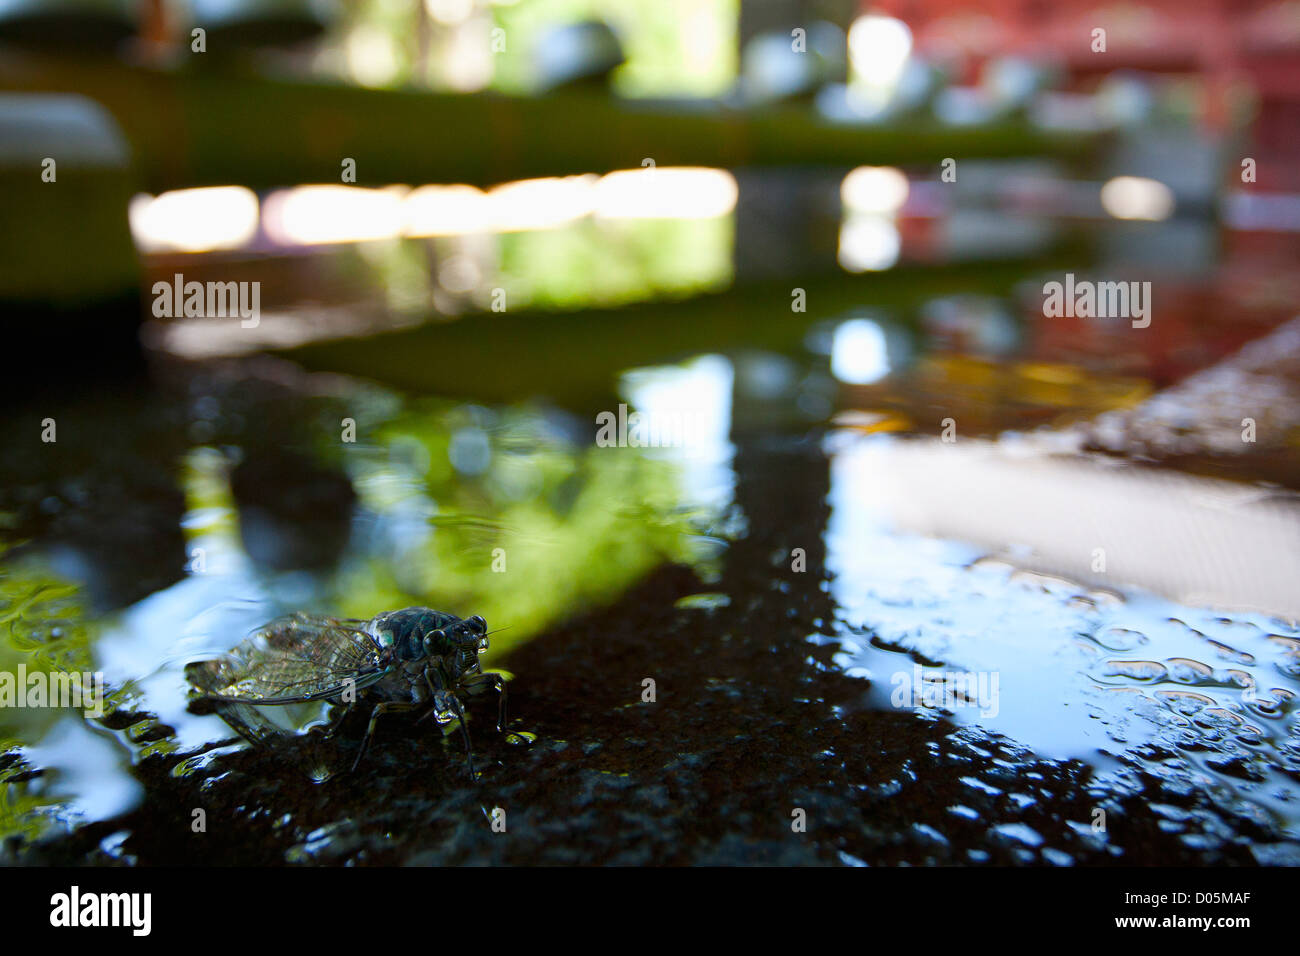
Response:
[838,166,907,272]
[841,166,909,216]
[1100,176,1175,221]
[24,719,142,823]
[404,184,490,237]
[848,15,912,88]
[129,186,260,253]
[593,167,739,220]
[620,354,734,511]
[404,168,738,236]
[347,26,401,88]
[831,318,891,384]
[262,185,407,245]
[838,216,900,271]
[138,170,740,252]
[426,0,474,25]
[488,175,597,231]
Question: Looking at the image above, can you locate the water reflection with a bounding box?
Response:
[824,432,1300,835]
[620,354,735,511]
[0,367,722,843]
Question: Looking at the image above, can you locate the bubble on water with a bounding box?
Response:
[1156,689,1214,717]
[1206,640,1255,666]
[1167,657,1216,684]
[1091,627,1149,652]
[1105,659,1168,683]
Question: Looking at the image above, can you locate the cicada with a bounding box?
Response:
[186,607,508,775]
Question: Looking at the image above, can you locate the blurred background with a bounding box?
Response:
[1,0,1299,866]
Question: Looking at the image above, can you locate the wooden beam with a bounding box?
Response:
[0,57,1104,192]
[277,250,1086,411]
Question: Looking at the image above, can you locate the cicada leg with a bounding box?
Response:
[461,671,508,733]
[447,693,477,779]
[352,701,419,772]
[424,668,477,778]
[323,700,354,739]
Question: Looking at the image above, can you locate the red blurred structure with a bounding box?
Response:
[871,0,1300,185]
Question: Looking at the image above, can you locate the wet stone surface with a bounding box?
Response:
[11,437,1293,866]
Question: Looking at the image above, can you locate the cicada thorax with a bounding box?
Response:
[367,607,462,662]
[366,607,489,689]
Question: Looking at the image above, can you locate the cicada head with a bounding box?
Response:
[435,614,489,679]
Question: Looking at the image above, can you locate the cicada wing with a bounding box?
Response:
[205,700,294,747]
[187,613,389,705]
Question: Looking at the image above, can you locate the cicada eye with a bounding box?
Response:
[423,629,447,654]
[469,615,486,631]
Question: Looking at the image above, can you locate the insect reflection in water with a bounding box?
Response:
[186,608,511,776]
